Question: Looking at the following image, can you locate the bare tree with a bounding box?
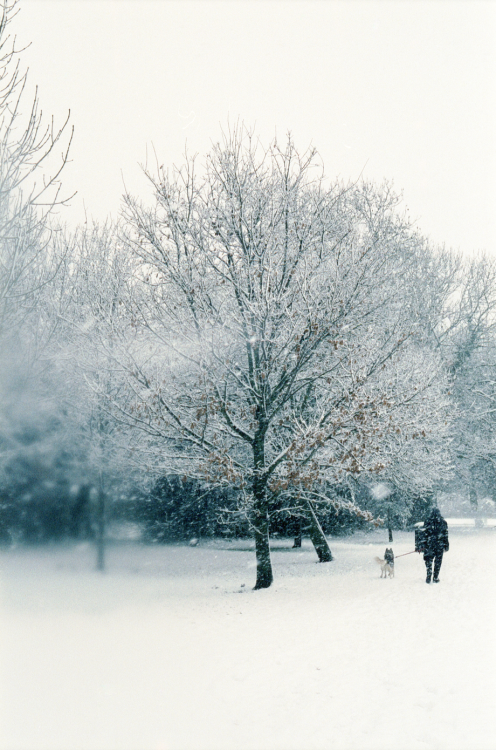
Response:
[0,0,72,341]
[118,127,452,588]
[438,256,496,506]
[46,222,136,569]
[0,0,73,517]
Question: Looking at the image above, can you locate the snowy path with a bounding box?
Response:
[1,528,495,750]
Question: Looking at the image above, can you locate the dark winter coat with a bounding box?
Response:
[423,508,449,556]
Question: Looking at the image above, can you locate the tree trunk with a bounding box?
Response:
[253,508,273,589]
[292,517,302,548]
[305,500,333,562]
[387,509,393,542]
[469,486,478,509]
[96,474,105,572]
[252,429,273,589]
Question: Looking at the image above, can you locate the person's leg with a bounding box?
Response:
[433,551,443,582]
[424,554,433,583]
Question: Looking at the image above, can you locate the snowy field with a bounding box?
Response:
[1,527,495,750]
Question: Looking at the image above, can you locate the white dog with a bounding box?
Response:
[375,548,395,578]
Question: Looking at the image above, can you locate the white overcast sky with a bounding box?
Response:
[15,0,496,255]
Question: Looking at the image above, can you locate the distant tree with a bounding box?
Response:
[0,0,72,532]
[440,256,496,506]
[0,367,79,543]
[136,475,236,542]
[0,0,72,345]
[49,222,137,569]
[116,126,452,589]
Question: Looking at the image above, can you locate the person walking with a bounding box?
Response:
[422,507,449,583]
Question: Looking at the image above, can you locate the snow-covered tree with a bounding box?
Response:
[0,0,72,529]
[117,127,453,588]
[0,0,71,345]
[429,255,496,506]
[47,222,138,568]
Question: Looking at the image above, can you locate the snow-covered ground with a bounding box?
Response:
[1,527,495,750]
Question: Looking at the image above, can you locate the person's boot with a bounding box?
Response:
[425,563,432,584]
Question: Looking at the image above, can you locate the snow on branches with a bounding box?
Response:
[117,126,453,587]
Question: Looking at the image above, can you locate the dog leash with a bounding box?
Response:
[394,550,417,558]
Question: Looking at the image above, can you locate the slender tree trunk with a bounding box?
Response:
[253,504,273,589]
[252,436,273,589]
[305,500,333,562]
[387,509,393,542]
[469,486,478,509]
[96,472,105,572]
[292,516,302,548]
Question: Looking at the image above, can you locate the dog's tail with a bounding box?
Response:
[374,556,384,564]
